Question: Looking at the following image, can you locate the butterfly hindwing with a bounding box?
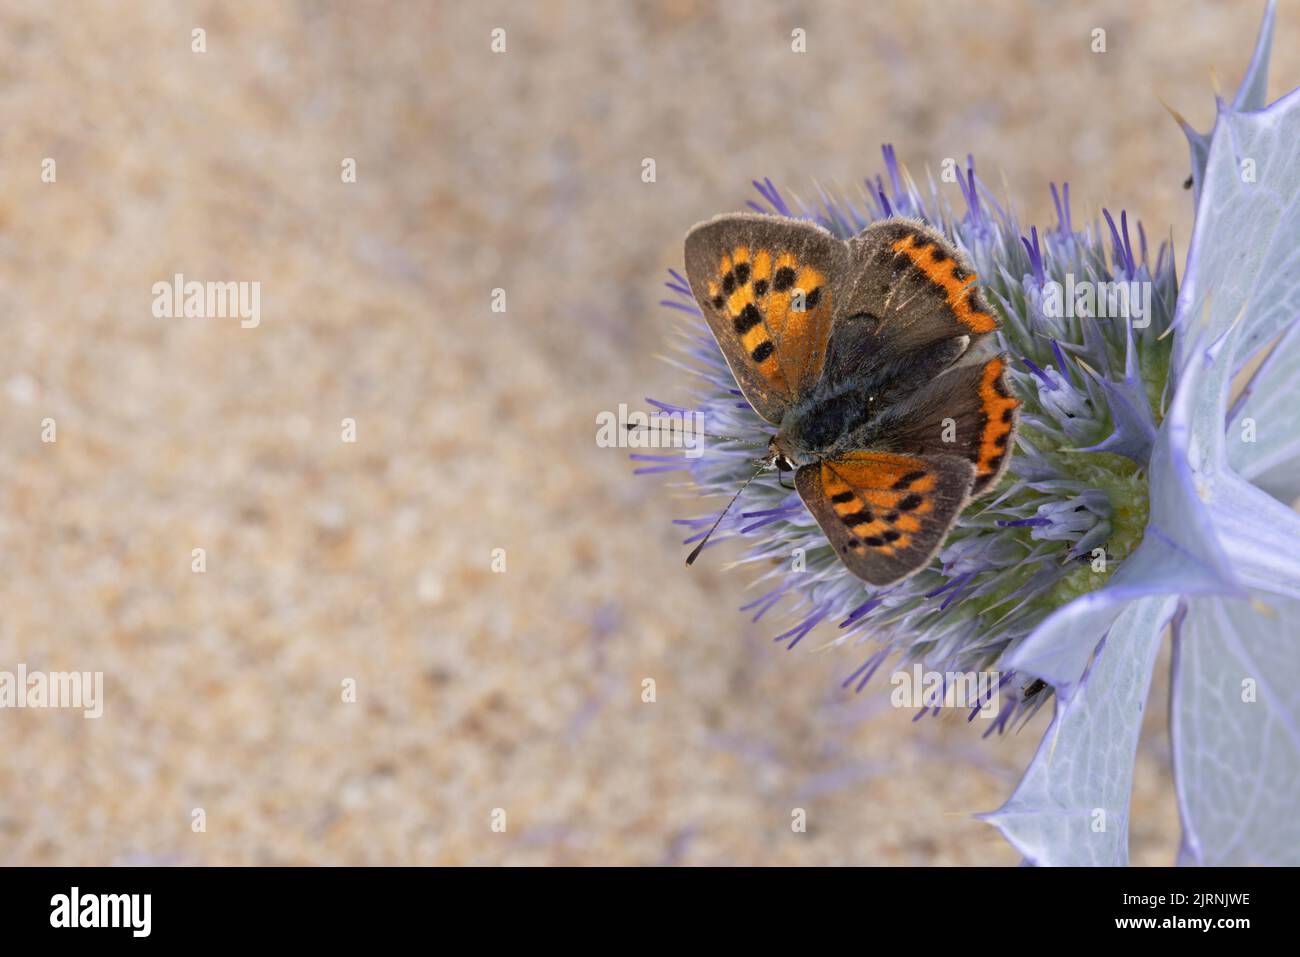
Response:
[684,213,847,423]
[866,355,1020,496]
[961,355,1019,494]
[795,451,976,585]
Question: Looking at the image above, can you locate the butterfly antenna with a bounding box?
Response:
[685,459,770,566]
[624,423,766,447]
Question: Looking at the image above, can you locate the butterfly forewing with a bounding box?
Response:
[684,214,847,423]
[795,451,976,586]
[843,218,999,352]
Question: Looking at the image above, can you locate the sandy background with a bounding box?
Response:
[0,0,1295,865]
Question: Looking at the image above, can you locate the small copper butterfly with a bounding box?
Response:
[681,213,1019,586]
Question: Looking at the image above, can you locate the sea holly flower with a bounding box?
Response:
[649,164,1175,712]
[643,2,1300,865]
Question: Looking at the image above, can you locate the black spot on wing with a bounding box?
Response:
[840,508,874,527]
[733,303,762,335]
[892,471,927,490]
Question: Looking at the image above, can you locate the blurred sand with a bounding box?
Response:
[0,0,1295,865]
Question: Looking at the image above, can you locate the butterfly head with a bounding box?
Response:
[765,434,796,474]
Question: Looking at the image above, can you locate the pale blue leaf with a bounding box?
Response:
[1206,471,1300,600]
[1174,298,1300,599]
[1227,319,1300,502]
[1172,592,1300,864]
[1182,123,1212,207]
[986,596,1180,866]
[1180,0,1275,200]
[1172,86,1300,370]
[1232,0,1277,112]
[1160,3,1300,868]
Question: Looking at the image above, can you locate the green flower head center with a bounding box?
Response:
[1046,450,1149,604]
[955,422,1152,632]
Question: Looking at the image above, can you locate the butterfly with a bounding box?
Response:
[681,213,1019,586]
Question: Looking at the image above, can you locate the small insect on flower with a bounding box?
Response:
[680,213,1019,586]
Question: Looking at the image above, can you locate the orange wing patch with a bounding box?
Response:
[820,454,939,558]
[710,246,788,392]
[713,245,833,394]
[973,357,1019,491]
[891,234,997,334]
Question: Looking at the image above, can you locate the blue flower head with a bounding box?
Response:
[651,159,1173,718]
[644,1,1300,865]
